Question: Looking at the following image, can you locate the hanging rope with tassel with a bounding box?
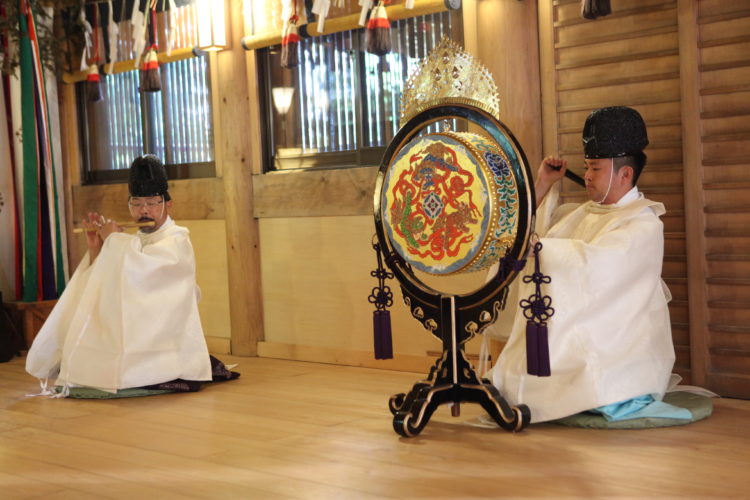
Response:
[368,237,394,360]
[140,3,161,92]
[519,241,554,377]
[365,0,392,56]
[281,0,301,69]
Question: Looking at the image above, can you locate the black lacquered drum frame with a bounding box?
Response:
[374,104,535,437]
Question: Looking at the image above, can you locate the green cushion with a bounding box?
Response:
[57,386,175,399]
[552,391,713,429]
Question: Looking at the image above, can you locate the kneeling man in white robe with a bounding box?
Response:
[26,155,216,394]
[488,106,686,423]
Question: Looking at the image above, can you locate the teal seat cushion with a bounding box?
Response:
[57,386,175,399]
[552,391,713,429]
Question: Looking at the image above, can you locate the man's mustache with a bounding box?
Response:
[138,217,155,223]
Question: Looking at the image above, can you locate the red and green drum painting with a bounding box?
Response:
[381,131,519,275]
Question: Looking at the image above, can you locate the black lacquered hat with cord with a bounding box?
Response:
[582,106,649,159]
[128,155,171,201]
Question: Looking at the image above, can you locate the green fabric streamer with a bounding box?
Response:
[19,8,38,302]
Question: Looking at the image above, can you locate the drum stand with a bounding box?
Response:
[388,296,530,437]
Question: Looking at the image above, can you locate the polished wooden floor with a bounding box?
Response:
[1,355,749,499]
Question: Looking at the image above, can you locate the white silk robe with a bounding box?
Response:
[26,217,212,392]
[489,185,675,423]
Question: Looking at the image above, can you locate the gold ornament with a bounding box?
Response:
[399,37,500,127]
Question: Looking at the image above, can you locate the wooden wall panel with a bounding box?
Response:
[697,2,750,398]
[545,0,750,397]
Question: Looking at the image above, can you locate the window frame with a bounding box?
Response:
[258,10,463,174]
[76,55,217,186]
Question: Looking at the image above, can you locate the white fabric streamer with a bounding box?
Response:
[131,2,148,67]
[78,7,93,71]
[106,0,119,73]
[312,0,330,32]
[166,0,177,56]
[358,0,373,26]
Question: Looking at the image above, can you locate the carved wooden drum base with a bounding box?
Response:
[388,345,530,437]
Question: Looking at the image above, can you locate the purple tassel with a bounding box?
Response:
[526,321,539,376]
[374,310,393,360]
[536,323,551,377]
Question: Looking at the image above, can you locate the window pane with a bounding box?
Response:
[79,55,214,180]
[264,11,455,171]
[101,70,143,171]
[361,12,453,148]
[158,55,214,165]
[266,31,358,162]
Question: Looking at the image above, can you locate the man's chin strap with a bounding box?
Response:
[597,157,615,204]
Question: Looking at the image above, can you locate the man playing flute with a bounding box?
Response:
[26,155,232,395]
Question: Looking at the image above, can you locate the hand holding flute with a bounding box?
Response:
[79,212,124,262]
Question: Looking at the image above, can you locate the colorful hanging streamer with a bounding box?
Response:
[1,0,67,302]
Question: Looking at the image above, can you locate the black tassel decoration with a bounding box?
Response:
[365,1,391,56]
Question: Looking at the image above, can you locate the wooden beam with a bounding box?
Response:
[677,0,709,386]
[253,166,378,218]
[241,0,448,51]
[70,177,225,224]
[538,0,559,158]
[221,0,264,356]
[62,47,196,84]
[57,83,87,269]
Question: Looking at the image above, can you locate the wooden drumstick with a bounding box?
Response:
[547,163,586,187]
[73,221,156,234]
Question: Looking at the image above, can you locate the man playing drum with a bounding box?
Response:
[488,106,689,422]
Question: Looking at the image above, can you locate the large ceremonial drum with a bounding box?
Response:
[381,131,519,276]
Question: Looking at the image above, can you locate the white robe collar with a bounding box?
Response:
[595,185,640,208]
[586,186,645,215]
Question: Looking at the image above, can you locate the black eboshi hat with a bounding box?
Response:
[582,106,649,159]
[128,155,170,201]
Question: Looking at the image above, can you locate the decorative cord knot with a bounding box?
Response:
[520,241,553,376]
[368,284,393,310]
[370,238,394,359]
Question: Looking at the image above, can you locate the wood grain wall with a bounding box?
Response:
[539,0,750,397]
[692,0,750,397]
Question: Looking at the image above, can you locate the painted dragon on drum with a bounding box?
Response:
[389,141,480,262]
